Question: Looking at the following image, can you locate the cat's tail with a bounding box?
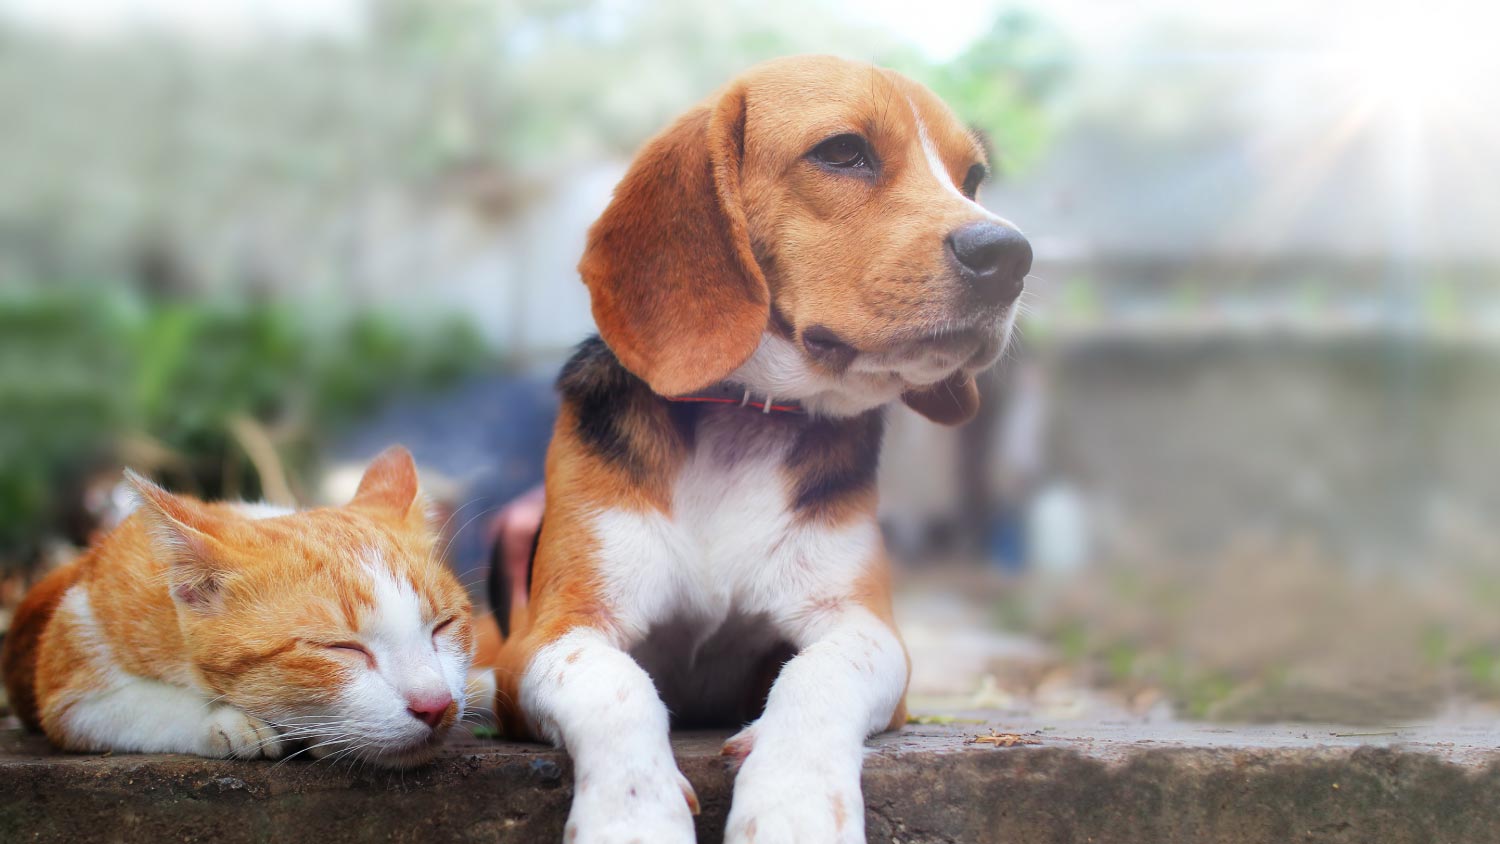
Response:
[1,557,84,731]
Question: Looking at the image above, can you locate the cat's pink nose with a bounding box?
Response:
[406,692,453,729]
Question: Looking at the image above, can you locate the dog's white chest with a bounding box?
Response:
[591,413,879,642]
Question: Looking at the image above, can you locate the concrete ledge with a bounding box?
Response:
[4,718,1500,843]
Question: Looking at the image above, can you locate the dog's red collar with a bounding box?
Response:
[664,384,805,415]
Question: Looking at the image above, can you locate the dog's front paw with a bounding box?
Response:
[726,739,863,844]
[566,756,698,844]
[203,707,285,760]
[720,724,756,761]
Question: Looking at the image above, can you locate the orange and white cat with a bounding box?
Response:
[0,446,478,768]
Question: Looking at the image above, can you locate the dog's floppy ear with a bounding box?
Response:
[579,84,769,397]
[902,373,980,426]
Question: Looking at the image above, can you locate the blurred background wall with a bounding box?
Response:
[2,0,1497,724]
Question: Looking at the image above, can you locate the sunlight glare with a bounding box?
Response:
[1338,6,1500,119]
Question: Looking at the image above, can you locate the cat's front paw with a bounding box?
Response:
[203,707,285,760]
[565,756,698,844]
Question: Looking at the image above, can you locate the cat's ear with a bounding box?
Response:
[124,470,232,612]
[349,445,428,527]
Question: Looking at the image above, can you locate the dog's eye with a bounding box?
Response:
[962,164,988,200]
[810,134,870,170]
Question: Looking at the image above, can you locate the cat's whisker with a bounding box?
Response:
[328,738,386,772]
[459,705,496,725]
[272,735,354,769]
[320,741,366,768]
[257,720,345,742]
[256,715,354,749]
[350,742,381,767]
[429,498,499,571]
[488,682,517,709]
[433,496,489,545]
[266,725,340,736]
[263,715,346,728]
[435,506,502,567]
[257,725,336,745]
[248,731,326,754]
[257,721,335,736]
[457,571,493,591]
[350,746,375,777]
[197,692,236,712]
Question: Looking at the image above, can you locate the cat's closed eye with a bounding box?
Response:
[323,641,376,668]
[431,617,457,644]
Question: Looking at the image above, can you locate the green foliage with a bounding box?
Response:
[1462,647,1500,694]
[1421,277,1462,328]
[890,9,1073,176]
[1177,671,1236,720]
[0,288,488,569]
[1106,643,1138,681]
[0,1,1074,295]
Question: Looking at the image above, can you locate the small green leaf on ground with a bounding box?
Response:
[906,714,987,725]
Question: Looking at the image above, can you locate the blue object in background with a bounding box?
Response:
[987,505,1029,574]
[332,372,559,598]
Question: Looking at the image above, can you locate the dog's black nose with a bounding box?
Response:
[946,221,1032,304]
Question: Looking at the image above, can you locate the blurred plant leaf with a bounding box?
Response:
[0,288,489,568]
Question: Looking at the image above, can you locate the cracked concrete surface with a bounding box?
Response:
[5,716,1500,843]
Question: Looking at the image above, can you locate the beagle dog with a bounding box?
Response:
[490,55,1031,843]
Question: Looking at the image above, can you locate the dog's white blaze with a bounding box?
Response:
[907,95,1006,224]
